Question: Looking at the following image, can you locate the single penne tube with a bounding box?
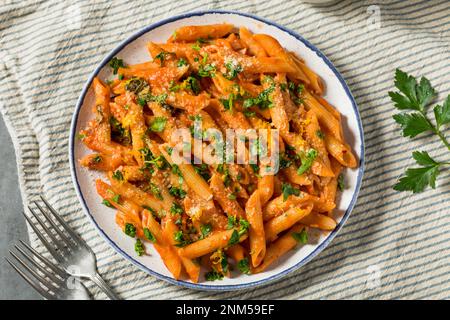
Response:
[92,77,111,143]
[106,171,165,212]
[79,153,122,171]
[159,144,213,201]
[161,215,200,283]
[177,229,248,259]
[302,90,342,141]
[290,52,324,95]
[257,175,274,206]
[246,190,266,267]
[304,109,334,177]
[239,27,267,57]
[253,34,309,84]
[252,224,308,274]
[141,210,183,280]
[282,166,312,186]
[225,244,246,262]
[95,179,142,228]
[264,204,313,242]
[300,212,337,231]
[209,173,246,219]
[127,99,147,166]
[169,24,234,42]
[166,91,210,114]
[262,194,334,221]
[323,129,357,168]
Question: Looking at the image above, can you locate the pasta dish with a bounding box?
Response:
[78,23,357,282]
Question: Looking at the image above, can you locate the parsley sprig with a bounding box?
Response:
[390,69,450,193]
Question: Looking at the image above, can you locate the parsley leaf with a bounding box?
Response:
[205,270,223,281]
[389,70,450,193]
[393,151,442,193]
[135,239,145,256]
[200,224,212,239]
[292,228,308,244]
[149,117,167,132]
[337,174,345,191]
[237,257,251,274]
[434,95,450,129]
[102,199,113,208]
[388,69,436,111]
[124,223,136,237]
[169,186,187,199]
[143,228,156,243]
[228,229,240,246]
[281,183,300,201]
[112,170,123,181]
[109,57,125,75]
[297,149,318,175]
[392,113,433,138]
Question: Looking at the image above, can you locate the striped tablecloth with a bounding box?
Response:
[1,0,449,300]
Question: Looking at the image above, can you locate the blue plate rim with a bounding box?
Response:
[69,9,365,292]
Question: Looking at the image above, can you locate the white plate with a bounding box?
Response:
[69,10,365,291]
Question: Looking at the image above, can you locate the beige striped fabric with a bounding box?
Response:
[1,0,449,299]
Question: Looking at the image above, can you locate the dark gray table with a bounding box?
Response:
[0,115,40,300]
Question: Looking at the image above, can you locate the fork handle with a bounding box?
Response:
[90,272,120,300]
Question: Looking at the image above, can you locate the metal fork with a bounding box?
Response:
[6,240,91,300]
[23,195,119,300]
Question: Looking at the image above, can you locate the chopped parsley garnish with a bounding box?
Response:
[174,230,191,247]
[281,183,300,201]
[110,116,131,145]
[154,51,172,66]
[169,186,187,199]
[112,170,124,181]
[338,173,345,191]
[135,239,145,256]
[102,199,113,208]
[297,149,318,175]
[316,130,325,139]
[205,270,223,281]
[185,76,201,95]
[223,60,243,80]
[228,229,240,246]
[243,84,275,109]
[237,257,251,274]
[109,57,125,75]
[124,77,149,94]
[292,228,308,244]
[170,202,183,215]
[198,64,216,78]
[191,43,201,51]
[200,224,212,239]
[149,117,167,132]
[143,228,156,243]
[112,194,121,203]
[227,216,237,230]
[194,163,211,181]
[149,183,163,200]
[220,94,235,111]
[93,155,102,163]
[227,193,237,200]
[177,58,187,67]
[124,223,136,237]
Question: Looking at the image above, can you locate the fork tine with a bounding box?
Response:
[14,243,65,286]
[28,206,69,256]
[18,240,67,279]
[39,195,86,247]
[5,258,54,300]
[23,212,64,262]
[34,201,76,249]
